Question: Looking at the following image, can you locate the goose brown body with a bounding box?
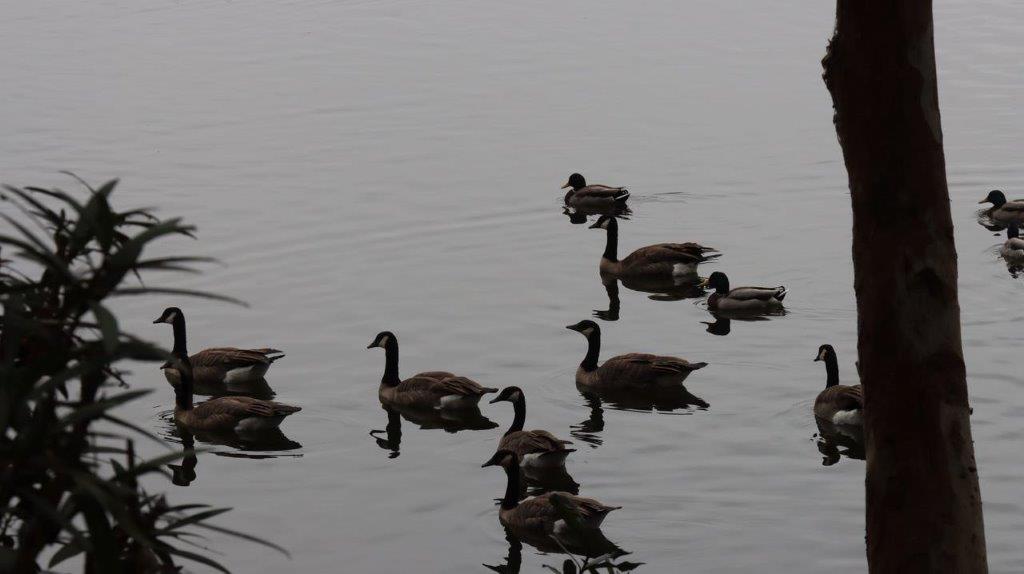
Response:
[490,387,573,467]
[483,450,619,533]
[590,215,717,280]
[154,307,301,433]
[369,332,496,410]
[813,345,863,426]
[163,347,284,387]
[567,320,707,390]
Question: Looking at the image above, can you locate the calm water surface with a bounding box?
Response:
[2,1,1023,572]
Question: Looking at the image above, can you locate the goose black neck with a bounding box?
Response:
[174,359,194,411]
[382,339,400,386]
[501,463,521,510]
[581,331,601,372]
[602,220,619,262]
[171,314,188,357]
[823,354,839,388]
[506,395,526,435]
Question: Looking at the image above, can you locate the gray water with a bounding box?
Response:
[2,1,1023,572]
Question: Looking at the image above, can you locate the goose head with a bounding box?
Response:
[566,319,600,340]
[489,386,524,404]
[367,331,396,349]
[153,306,183,324]
[481,449,518,469]
[814,344,835,362]
[588,215,615,230]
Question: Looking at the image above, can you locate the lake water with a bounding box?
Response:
[2,1,1023,572]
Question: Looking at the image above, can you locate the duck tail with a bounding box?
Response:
[687,362,708,371]
[613,189,630,202]
[776,287,788,301]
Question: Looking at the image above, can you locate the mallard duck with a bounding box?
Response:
[589,215,718,280]
[482,450,619,533]
[813,344,863,426]
[367,331,497,409]
[153,307,300,432]
[489,387,574,468]
[700,271,786,312]
[1001,224,1024,262]
[980,190,1024,224]
[561,173,630,207]
[566,320,706,389]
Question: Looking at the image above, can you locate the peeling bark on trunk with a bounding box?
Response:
[822,2,987,573]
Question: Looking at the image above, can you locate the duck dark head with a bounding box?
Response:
[980,189,1007,207]
[481,449,517,468]
[588,215,616,230]
[153,306,183,324]
[566,319,600,338]
[1008,224,1020,239]
[562,173,586,191]
[701,272,730,294]
[367,331,396,349]
[489,386,524,404]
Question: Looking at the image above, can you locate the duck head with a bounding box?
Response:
[562,173,586,191]
[980,189,1007,207]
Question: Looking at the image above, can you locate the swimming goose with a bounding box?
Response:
[566,320,707,389]
[813,344,863,426]
[490,387,574,468]
[561,173,630,207]
[367,331,497,409]
[980,190,1024,224]
[1001,224,1024,262]
[482,450,619,534]
[589,215,718,280]
[700,271,786,313]
[153,307,300,433]
[162,347,285,389]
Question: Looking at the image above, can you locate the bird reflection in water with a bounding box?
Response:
[169,431,199,487]
[563,204,632,226]
[813,418,865,466]
[164,419,302,462]
[368,404,498,459]
[483,525,630,574]
[699,309,780,336]
[594,277,706,323]
[570,387,708,449]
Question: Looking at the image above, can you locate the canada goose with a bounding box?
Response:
[161,346,284,390]
[700,271,786,313]
[489,386,574,468]
[1001,224,1024,262]
[482,450,619,533]
[561,173,630,207]
[367,331,497,409]
[151,301,283,389]
[980,190,1024,224]
[589,216,718,280]
[813,344,863,426]
[153,307,301,433]
[566,320,707,389]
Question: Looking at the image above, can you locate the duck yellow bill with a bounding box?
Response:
[561,181,571,189]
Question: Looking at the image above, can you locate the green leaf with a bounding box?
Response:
[48,541,85,567]
[58,389,151,426]
[111,287,247,307]
[89,302,120,353]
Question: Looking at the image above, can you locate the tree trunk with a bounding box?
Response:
[822,2,987,573]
